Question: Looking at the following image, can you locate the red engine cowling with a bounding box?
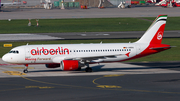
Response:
[60,60,80,71]
[45,64,60,68]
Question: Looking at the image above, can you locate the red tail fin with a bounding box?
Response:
[136,15,167,44]
[150,24,166,44]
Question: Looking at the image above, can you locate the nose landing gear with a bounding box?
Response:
[23,64,28,73]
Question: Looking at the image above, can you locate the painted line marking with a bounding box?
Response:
[3,71,26,75]
[104,74,124,77]
[93,74,124,89]
[97,85,121,88]
[25,86,54,89]
[8,67,34,69]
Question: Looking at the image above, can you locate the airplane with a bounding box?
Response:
[2,15,172,73]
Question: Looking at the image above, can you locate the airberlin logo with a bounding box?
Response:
[31,47,69,55]
[157,31,163,40]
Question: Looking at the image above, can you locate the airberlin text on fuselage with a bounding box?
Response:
[31,47,69,55]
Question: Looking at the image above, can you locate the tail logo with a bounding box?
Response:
[157,31,163,40]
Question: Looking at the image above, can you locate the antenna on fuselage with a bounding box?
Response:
[26,43,29,45]
[100,41,102,44]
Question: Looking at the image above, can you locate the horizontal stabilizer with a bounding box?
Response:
[150,46,171,50]
[149,46,175,50]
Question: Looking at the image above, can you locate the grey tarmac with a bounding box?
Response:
[1,7,180,20]
[0,58,180,101]
[0,30,180,41]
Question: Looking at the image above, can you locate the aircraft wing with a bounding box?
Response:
[66,54,120,60]
[52,52,130,63]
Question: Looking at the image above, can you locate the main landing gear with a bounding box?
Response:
[85,67,92,72]
[85,63,92,72]
[23,64,28,73]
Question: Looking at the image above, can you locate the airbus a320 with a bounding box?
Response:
[2,15,171,73]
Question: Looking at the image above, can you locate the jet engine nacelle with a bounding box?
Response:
[60,60,80,71]
[45,64,60,68]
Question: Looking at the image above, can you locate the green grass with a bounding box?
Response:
[1,38,180,62]
[0,18,148,33]
[0,17,180,33]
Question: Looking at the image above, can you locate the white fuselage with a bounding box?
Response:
[2,43,146,64]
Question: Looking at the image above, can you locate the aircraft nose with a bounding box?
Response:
[2,54,10,63]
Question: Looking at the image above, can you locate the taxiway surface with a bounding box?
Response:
[1,7,180,20]
[1,60,180,101]
[1,59,180,101]
[0,31,180,41]
[1,74,180,101]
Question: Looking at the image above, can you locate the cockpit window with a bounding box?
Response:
[9,50,19,54]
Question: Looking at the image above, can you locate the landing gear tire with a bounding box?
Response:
[85,67,92,72]
[23,69,28,73]
[24,64,29,73]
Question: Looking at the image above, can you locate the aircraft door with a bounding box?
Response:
[25,47,31,58]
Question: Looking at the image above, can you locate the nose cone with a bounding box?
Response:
[2,54,9,62]
[2,54,13,63]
